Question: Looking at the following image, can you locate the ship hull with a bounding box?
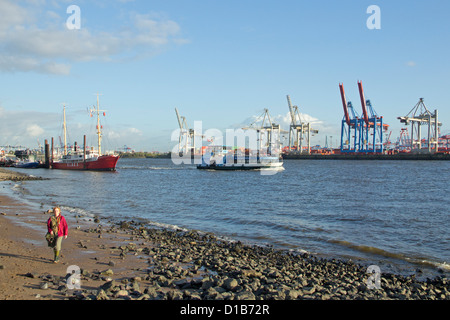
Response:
[52,155,119,171]
[15,162,40,169]
[197,156,284,171]
[197,162,284,171]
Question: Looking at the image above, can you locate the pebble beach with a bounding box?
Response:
[76,221,450,301]
[0,168,449,303]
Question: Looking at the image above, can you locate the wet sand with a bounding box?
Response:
[0,194,150,300]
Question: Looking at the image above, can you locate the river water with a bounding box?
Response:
[4,158,449,279]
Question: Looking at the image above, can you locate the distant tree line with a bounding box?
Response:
[118,152,171,159]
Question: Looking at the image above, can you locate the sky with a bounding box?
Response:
[0,0,449,152]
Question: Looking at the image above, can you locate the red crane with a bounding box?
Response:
[339,83,351,126]
[358,80,370,126]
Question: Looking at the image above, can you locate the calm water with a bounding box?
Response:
[4,158,450,279]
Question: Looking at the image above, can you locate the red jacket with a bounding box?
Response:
[47,215,68,237]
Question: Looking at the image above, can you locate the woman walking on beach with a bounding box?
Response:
[47,206,68,263]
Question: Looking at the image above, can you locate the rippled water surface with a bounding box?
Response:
[5,158,449,278]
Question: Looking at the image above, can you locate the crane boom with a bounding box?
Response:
[358,81,370,125]
[175,108,183,129]
[287,95,296,125]
[182,116,188,131]
[339,83,351,126]
[262,109,272,129]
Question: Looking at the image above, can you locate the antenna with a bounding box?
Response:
[88,93,107,156]
[62,103,68,156]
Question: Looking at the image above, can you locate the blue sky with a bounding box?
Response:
[0,0,449,151]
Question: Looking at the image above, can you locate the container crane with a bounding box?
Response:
[286,95,318,154]
[397,98,441,153]
[175,107,190,155]
[357,81,387,153]
[384,130,393,150]
[242,109,283,156]
[175,108,204,155]
[339,83,363,153]
[339,81,387,153]
[397,128,411,153]
[287,95,302,152]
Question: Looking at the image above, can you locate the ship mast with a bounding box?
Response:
[89,93,106,156]
[63,104,68,156]
[96,94,102,156]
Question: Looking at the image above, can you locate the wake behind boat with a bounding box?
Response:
[51,95,119,172]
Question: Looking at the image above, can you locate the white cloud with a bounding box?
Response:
[0,0,29,33]
[133,14,181,45]
[127,127,143,135]
[406,61,417,67]
[26,124,45,137]
[0,104,152,150]
[230,110,340,147]
[0,0,188,75]
[0,55,71,75]
[0,106,60,147]
[105,127,142,140]
[232,111,323,132]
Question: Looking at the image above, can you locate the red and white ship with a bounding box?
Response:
[51,151,119,171]
[51,95,119,171]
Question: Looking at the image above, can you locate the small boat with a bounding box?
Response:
[14,160,40,169]
[197,109,284,172]
[13,150,40,168]
[197,146,284,171]
[51,95,119,171]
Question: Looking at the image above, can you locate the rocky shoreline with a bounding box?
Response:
[48,220,448,301]
[0,168,448,301]
[0,168,44,182]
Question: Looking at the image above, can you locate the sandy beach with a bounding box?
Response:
[0,168,150,300]
[0,194,150,300]
[0,168,449,302]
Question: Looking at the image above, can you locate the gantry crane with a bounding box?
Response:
[242,108,282,156]
[175,108,203,155]
[286,95,318,154]
[175,107,189,155]
[397,128,411,152]
[339,81,387,153]
[397,98,441,153]
[287,95,302,152]
[357,81,388,153]
[339,83,363,153]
